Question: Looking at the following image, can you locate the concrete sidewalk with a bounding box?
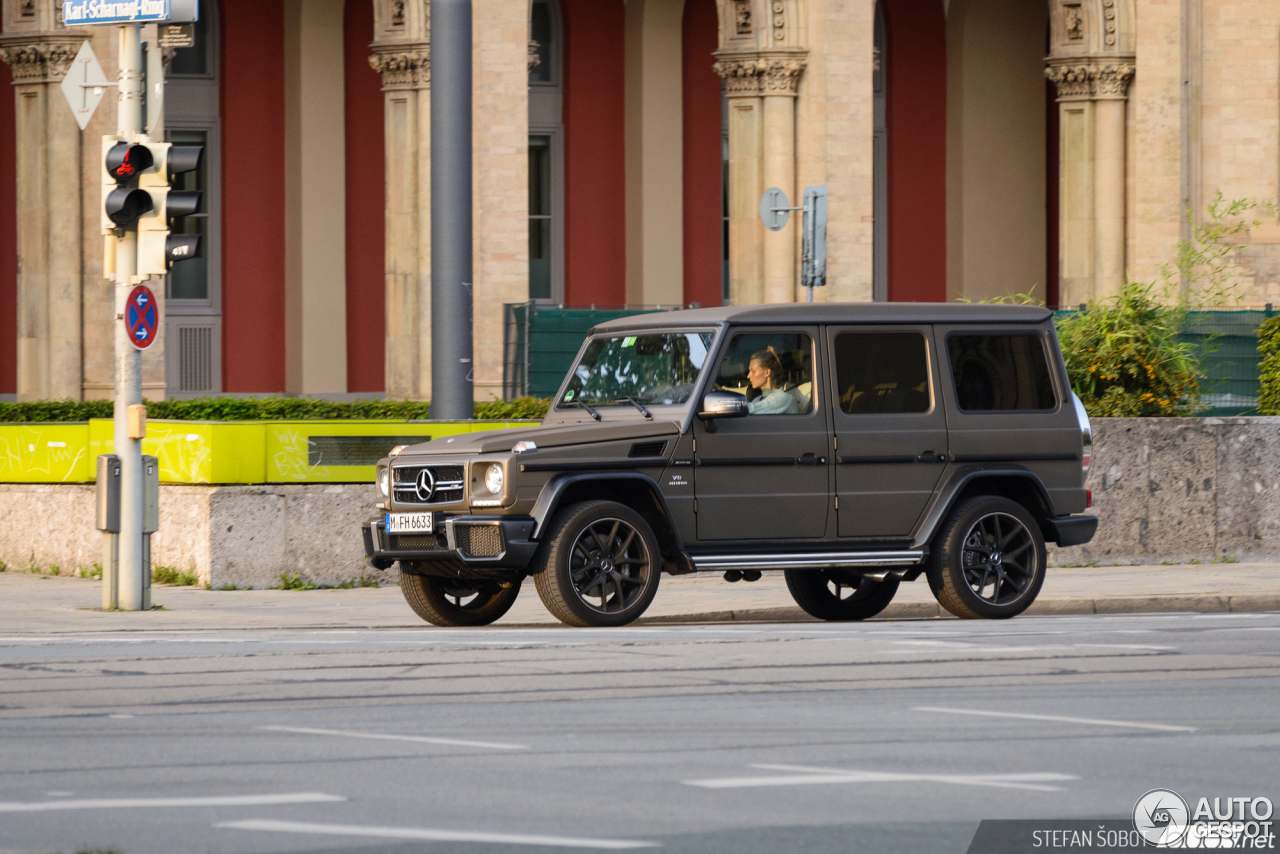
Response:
[2,562,1278,632]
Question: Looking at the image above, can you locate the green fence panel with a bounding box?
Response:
[1053,308,1274,416]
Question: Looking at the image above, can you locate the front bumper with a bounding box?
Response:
[1043,514,1098,547]
[362,514,539,569]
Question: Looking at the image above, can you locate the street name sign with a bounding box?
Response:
[125,284,158,350]
[62,0,199,26]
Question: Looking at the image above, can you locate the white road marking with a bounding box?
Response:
[684,764,1077,792]
[258,725,527,751]
[0,792,346,813]
[912,706,1196,732]
[216,819,661,849]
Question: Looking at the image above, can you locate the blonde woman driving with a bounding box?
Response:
[746,348,799,415]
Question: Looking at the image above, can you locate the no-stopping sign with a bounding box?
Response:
[125,284,158,350]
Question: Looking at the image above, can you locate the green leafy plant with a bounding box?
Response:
[79,563,103,579]
[274,573,317,591]
[0,396,550,423]
[0,559,7,572]
[1257,315,1280,415]
[151,565,198,586]
[217,582,252,591]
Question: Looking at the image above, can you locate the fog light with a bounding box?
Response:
[485,463,504,495]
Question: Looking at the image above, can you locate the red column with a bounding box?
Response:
[561,0,626,306]
[882,0,946,302]
[344,0,385,391]
[0,59,14,395]
[220,0,287,391]
[682,0,721,307]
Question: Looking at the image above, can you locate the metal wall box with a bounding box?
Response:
[143,455,159,534]
[95,454,121,533]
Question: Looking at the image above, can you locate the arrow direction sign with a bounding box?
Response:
[125,284,159,350]
[60,41,110,131]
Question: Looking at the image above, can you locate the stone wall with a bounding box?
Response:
[0,482,382,589]
[1053,417,1280,565]
[3,418,1279,585]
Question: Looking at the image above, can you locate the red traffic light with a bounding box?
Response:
[105,187,153,226]
[105,142,154,182]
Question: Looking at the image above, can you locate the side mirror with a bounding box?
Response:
[698,390,748,425]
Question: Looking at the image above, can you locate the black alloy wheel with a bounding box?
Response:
[785,569,900,621]
[399,570,522,627]
[927,495,1046,619]
[533,500,662,627]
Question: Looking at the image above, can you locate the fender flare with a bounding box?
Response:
[530,471,684,552]
[911,467,1058,549]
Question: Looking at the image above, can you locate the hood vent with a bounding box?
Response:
[628,440,668,458]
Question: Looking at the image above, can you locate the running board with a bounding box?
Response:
[689,550,924,572]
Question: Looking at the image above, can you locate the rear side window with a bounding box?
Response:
[834,332,931,414]
[947,334,1056,412]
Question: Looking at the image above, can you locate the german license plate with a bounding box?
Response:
[386,512,434,534]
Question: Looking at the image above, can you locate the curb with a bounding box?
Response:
[637,593,1280,624]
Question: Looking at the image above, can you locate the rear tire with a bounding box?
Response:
[399,571,522,627]
[785,570,900,621]
[533,500,662,627]
[926,495,1046,619]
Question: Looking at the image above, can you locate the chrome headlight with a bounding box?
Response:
[377,467,390,497]
[484,463,504,495]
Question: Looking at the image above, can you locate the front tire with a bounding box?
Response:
[926,496,1046,619]
[399,571,522,627]
[533,501,662,627]
[785,570,900,621]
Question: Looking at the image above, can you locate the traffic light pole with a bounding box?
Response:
[112,22,146,611]
[429,0,474,420]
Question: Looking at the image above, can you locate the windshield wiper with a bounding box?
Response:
[564,399,602,421]
[617,396,653,420]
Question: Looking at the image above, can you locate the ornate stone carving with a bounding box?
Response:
[713,54,806,96]
[1045,61,1134,99]
[1101,0,1117,47]
[733,0,751,36]
[369,49,430,89]
[391,0,405,27]
[0,39,79,83]
[1064,2,1083,40]
[19,0,35,18]
[771,0,785,41]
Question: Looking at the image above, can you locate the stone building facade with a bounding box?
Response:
[0,0,1277,402]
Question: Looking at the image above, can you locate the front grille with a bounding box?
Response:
[392,464,465,505]
[385,531,450,552]
[455,524,503,558]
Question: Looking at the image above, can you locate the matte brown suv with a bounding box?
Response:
[363,303,1096,627]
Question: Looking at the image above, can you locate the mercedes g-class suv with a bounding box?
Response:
[363,303,1097,628]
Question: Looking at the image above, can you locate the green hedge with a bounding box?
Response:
[0,396,551,423]
[1257,316,1280,415]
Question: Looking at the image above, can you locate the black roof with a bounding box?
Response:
[592,302,1053,332]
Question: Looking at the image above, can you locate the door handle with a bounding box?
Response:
[798,453,827,466]
[916,452,947,463]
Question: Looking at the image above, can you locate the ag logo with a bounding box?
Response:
[1134,788,1190,846]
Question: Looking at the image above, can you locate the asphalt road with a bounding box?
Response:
[2,613,1279,854]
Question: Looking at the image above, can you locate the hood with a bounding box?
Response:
[401,420,681,456]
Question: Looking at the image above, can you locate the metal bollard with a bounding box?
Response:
[95,455,121,609]
[142,455,158,610]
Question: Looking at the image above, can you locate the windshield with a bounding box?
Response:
[558,331,715,407]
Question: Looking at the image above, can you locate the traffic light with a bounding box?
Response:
[137,143,204,276]
[102,139,154,227]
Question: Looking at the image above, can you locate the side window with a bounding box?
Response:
[715,333,814,415]
[834,332,931,414]
[947,334,1056,412]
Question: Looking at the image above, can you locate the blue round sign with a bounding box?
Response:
[126,284,158,350]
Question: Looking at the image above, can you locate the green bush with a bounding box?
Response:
[152,565,198,586]
[0,396,550,423]
[1258,315,1280,415]
[1056,282,1202,416]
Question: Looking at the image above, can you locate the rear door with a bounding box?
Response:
[829,325,949,538]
